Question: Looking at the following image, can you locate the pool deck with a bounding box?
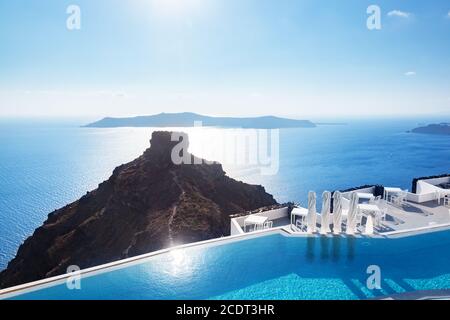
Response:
[382,200,450,233]
[269,199,450,237]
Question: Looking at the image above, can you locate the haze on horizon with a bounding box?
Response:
[1,0,450,119]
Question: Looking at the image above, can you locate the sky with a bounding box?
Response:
[0,0,449,119]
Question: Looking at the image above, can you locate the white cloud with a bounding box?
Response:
[388,10,411,18]
[404,71,416,76]
[447,11,450,18]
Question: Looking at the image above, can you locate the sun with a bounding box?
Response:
[148,0,203,17]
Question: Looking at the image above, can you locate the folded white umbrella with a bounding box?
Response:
[346,192,359,235]
[307,191,317,233]
[320,191,331,234]
[364,215,374,235]
[333,191,343,234]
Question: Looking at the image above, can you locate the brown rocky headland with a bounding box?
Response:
[0,131,277,289]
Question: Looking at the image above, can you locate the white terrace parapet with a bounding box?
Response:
[417,176,450,192]
[408,176,450,203]
[230,207,290,235]
[339,184,437,204]
[341,186,376,200]
[417,176,450,194]
[406,191,436,203]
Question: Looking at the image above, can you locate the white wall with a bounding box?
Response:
[230,218,244,235]
[406,178,450,203]
[417,177,450,194]
[416,181,438,195]
[406,191,436,203]
[341,186,375,200]
[230,207,290,235]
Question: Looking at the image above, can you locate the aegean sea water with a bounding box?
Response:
[0,118,449,270]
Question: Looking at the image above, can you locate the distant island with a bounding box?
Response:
[411,123,450,136]
[84,112,316,129]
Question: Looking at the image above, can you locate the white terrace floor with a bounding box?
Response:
[381,200,450,233]
[270,200,450,236]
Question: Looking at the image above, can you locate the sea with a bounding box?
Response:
[0,117,449,270]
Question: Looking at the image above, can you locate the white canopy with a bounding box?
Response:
[307,191,317,233]
[290,207,308,228]
[364,215,374,235]
[333,191,343,234]
[320,191,332,234]
[346,192,359,235]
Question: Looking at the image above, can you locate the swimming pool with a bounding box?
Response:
[3,229,450,300]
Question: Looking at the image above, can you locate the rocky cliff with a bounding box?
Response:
[0,131,277,289]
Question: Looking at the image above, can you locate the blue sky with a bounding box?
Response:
[0,0,449,118]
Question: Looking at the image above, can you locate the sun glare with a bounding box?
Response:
[167,249,195,277]
[148,0,203,17]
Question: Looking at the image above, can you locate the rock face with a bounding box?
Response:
[0,131,277,289]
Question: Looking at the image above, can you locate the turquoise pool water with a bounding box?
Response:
[6,229,450,300]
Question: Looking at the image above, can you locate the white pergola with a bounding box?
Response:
[384,187,403,202]
[243,215,268,232]
[290,207,308,230]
